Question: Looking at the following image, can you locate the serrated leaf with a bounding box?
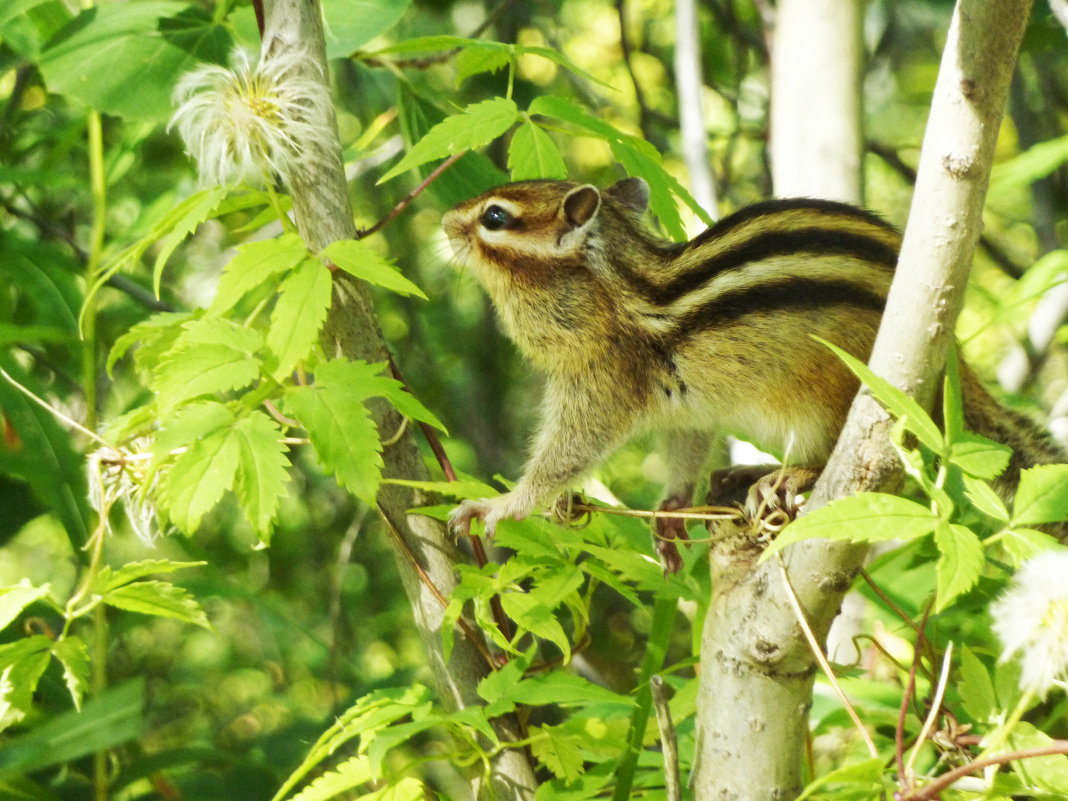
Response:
[508,120,567,181]
[232,412,290,540]
[152,401,236,473]
[0,637,52,732]
[95,560,207,594]
[104,581,211,628]
[763,493,939,559]
[284,365,384,503]
[379,97,518,183]
[530,725,585,781]
[456,44,512,85]
[153,320,263,407]
[161,427,241,533]
[152,183,229,295]
[52,637,89,711]
[478,666,633,710]
[817,339,945,453]
[266,257,332,379]
[999,527,1061,566]
[321,239,426,298]
[501,591,571,662]
[0,581,51,633]
[933,521,984,610]
[210,233,309,316]
[1008,722,1068,793]
[962,475,1010,523]
[287,755,372,801]
[609,139,687,240]
[795,758,884,801]
[949,432,1011,480]
[106,311,191,377]
[1011,465,1068,526]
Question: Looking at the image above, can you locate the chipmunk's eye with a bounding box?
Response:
[480,205,513,231]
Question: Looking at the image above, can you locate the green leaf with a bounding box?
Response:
[1008,722,1068,794]
[948,432,1011,480]
[478,667,633,710]
[962,475,1009,523]
[0,679,144,781]
[51,637,89,711]
[0,637,52,732]
[933,521,984,611]
[530,725,585,781]
[990,135,1068,194]
[320,0,409,59]
[286,755,372,801]
[456,45,512,85]
[160,427,241,533]
[267,257,333,379]
[284,363,384,503]
[104,581,211,628]
[958,646,996,724]
[999,527,1061,566]
[763,493,939,559]
[1011,465,1068,526]
[38,4,231,120]
[153,319,263,407]
[210,233,309,316]
[231,412,290,540]
[609,139,687,240]
[152,183,230,296]
[106,311,192,379]
[152,401,236,474]
[817,339,944,453]
[508,120,568,181]
[321,239,426,298]
[0,582,51,633]
[379,97,518,183]
[794,758,884,801]
[94,559,207,594]
[501,591,571,662]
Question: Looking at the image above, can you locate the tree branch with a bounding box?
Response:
[258,2,537,797]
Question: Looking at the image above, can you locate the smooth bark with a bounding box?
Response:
[694,1,1033,799]
[259,2,537,798]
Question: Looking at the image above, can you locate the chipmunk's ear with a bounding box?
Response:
[606,177,650,216]
[562,184,601,230]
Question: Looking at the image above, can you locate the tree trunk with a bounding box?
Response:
[693,1,1033,798]
[259,2,538,798]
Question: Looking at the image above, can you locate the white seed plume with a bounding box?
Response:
[991,550,1068,698]
[88,439,161,546]
[170,47,336,188]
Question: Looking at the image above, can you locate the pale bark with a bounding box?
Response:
[674,0,717,217]
[769,0,864,203]
[259,2,537,798]
[693,1,1033,799]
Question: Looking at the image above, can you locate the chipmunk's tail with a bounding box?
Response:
[960,361,1068,540]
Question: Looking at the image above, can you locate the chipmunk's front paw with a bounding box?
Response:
[448,494,532,538]
[654,495,692,575]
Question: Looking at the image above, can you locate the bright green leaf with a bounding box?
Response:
[153,319,263,407]
[529,725,585,781]
[0,637,52,732]
[210,232,309,316]
[501,591,571,662]
[52,637,89,711]
[152,401,236,475]
[478,666,633,710]
[379,97,518,183]
[0,581,51,633]
[508,120,568,181]
[456,44,512,85]
[949,432,1011,480]
[106,311,191,378]
[104,581,211,628]
[321,0,410,58]
[232,412,290,540]
[962,475,1009,523]
[286,755,372,801]
[95,560,207,594]
[321,239,426,298]
[1012,465,1068,526]
[161,428,241,533]
[794,758,884,801]
[1000,527,1061,566]
[267,257,332,379]
[818,339,945,453]
[763,493,939,559]
[152,184,230,296]
[959,646,996,724]
[933,521,984,610]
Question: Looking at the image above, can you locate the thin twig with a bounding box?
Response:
[896,601,933,790]
[905,642,954,779]
[355,151,465,240]
[650,675,681,801]
[0,368,109,446]
[776,557,879,759]
[901,742,1068,801]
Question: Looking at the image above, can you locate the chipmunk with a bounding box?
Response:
[443,177,1066,572]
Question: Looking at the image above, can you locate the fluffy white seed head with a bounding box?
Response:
[991,550,1068,698]
[170,47,336,188]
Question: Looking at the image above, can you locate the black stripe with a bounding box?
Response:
[689,198,899,248]
[645,228,899,306]
[667,277,886,347]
